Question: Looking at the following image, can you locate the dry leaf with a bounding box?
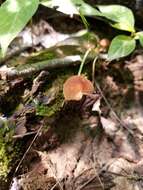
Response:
[92,97,101,113]
[100,116,117,136]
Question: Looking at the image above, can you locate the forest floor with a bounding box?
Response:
[1,5,143,190]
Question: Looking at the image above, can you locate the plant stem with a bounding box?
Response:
[79,9,89,30]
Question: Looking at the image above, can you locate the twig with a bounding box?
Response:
[12,131,37,139]
[106,171,143,181]
[1,55,82,80]
[91,158,104,190]
[11,127,64,190]
[0,52,107,80]
[50,182,59,190]
[14,126,43,174]
[47,156,64,190]
[9,123,44,189]
[77,175,97,190]
[74,162,104,190]
[94,81,133,134]
[91,140,105,190]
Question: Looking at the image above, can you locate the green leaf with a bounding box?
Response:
[97,5,135,32]
[0,0,39,56]
[108,35,136,60]
[74,0,101,16]
[136,32,143,47]
[40,0,101,16]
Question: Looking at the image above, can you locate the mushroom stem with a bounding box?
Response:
[78,48,91,76]
[92,55,98,83]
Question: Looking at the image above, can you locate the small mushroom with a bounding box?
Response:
[63,75,94,101]
[99,38,110,48]
[99,38,110,52]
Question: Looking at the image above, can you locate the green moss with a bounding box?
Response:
[35,75,67,117]
[0,119,19,180]
[36,95,63,117]
[0,144,11,178]
[36,91,64,117]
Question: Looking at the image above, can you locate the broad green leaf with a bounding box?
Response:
[97,5,135,32]
[40,0,101,16]
[108,35,136,60]
[136,32,143,47]
[0,0,39,56]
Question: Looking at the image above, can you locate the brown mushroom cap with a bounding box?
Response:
[63,75,94,101]
[99,38,110,48]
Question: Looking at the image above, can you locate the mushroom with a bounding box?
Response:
[99,38,110,48]
[63,75,94,101]
[99,38,110,52]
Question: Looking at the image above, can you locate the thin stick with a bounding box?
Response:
[11,128,64,190]
[77,175,96,190]
[91,160,104,190]
[14,125,43,174]
[92,142,105,190]
[10,123,45,190]
[12,131,37,139]
[94,81,133,134]
[50,182,59,190]
[106,170,143,181]
[47,156,64,190]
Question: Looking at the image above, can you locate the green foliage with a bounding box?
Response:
[96,5,137,60]
[108,35,136,60]
[97,5,135,32]
[136,32,143,47]
[0,143,11,178]
[39,2,140,60]
[0,118,16,179]
[35,78,64,117]
[0,0,39,56]
[36,101,62,117]
[0,0,143,60]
